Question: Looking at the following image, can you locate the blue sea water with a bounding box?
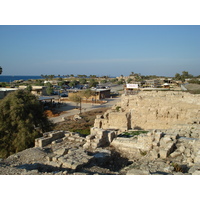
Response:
[0,75,42,83]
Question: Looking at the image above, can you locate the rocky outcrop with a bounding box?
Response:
[94,91,200,131]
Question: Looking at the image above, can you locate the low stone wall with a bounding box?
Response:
[35,131,66,147]
[35,130,86,148]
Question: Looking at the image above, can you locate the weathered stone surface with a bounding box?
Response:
[170,150,182,158]
[35,131,65,147]
[93,149,111,165]
[54,148,68,156]
[83,127,117,150]
[126,168,150,175]
[159,149,168,159]
[94,91,200,131]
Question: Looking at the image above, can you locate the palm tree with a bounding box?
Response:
[0,66,2,75]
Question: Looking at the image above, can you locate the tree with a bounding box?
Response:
[81,89,95,102]
[100,79,107,84]
[127,78,133,83]
[69,93,82,114]
[79,78,87,85]
[58,81,65,87]
[90,75,97,78]
[110,78,118,83]
[68,80,78,88]
[89,79,98,88]
[45,82,53,95]
[26,85,32,92]
[174,73,181,80]
[0,66,2,75]
[0,90,52,158]
[130,72,135,76]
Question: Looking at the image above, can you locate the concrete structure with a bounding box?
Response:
[68,88,111,101]
[18,86,47,96]
[0,88,18,99]
[91,88,111,99]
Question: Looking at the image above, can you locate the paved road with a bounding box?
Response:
[49,97,121,123]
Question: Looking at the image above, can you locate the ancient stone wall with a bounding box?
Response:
[94,91,200,131]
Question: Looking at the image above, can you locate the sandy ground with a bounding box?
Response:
[50,97,121,123]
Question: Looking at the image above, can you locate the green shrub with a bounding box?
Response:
[115,106,121,112]
[171,163,183,172]
[0,90,52,158]
[118,131,148,138]
[139,150,147,156]
[70,128,90,137]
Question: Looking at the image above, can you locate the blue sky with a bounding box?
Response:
[0,25,200,77]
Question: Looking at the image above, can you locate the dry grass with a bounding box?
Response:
[185,84,200,94]
[53,107,109,135]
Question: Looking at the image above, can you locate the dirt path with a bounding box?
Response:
[49,97,120,123]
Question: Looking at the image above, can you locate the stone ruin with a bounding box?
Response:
[32,91,200,174]
[34,130,113,172]
[35,130,85,148]
[83,127,117,150]
[94,91,200,131]
[33,124,200,174]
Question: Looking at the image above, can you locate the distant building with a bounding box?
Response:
[143,79,162,88]
[0,88,18,99]
[18,86,47,96]
[68,88,111,101]
[91,88,111,99]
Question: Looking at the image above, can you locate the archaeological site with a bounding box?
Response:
[1,90,200,175]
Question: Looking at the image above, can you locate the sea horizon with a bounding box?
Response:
[0,75,42,83]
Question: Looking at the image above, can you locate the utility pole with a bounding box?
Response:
[79,97,82,114]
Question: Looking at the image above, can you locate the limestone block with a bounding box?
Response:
[150,149,158,159]
[187,157,194,165]
[191,132,199,138]
[159,149,168,159]
[55,139,63,143]
[185,148,191,157]
[49,131,65,140]
[188,165,200,174]
[194,152,200,163]
[108,131,116,143]
[64,133,70,137]
[192,171,200,175]
[48,161,61,168]
[159,137,172,147]
[46,156,53,162]
[54,148,68,156]
[126,168,150,175]
[83,143,90,149]
[152,141,159,147]
[51,141,56,145]
[163,166,174,173]
[178,146,185,153]
[170,151,182,158]
[52,155,61,162]
[62,161,72,169]
[96,115,104,119]
[68,136,75,141]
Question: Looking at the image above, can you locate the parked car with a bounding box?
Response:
[60,93,68,97]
